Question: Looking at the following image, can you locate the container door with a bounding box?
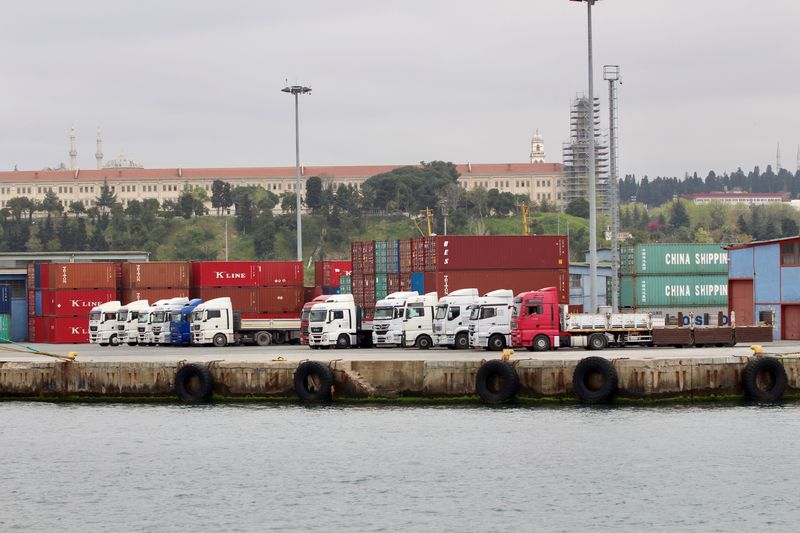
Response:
[781,305,800,340]
[729,279,754,326]
[11,298,28,341]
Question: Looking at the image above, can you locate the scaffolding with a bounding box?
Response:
[561,95,609,213]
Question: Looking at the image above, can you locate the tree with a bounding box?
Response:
[173,225,218,260]
[305,176,322,212]
[177,191,195,219]
[41,190,63,215]
[280,192,296,214]
[566,198,589,218]
[669,201,690,229]
[39,215,56,250]
[96,179,117,210]
[253,211,277,258]
[68,201,86,217]
[57,213,72,250]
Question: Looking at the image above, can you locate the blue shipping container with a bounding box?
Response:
[0,285,10,314]
[34,290,42,316]
[411,272,425,294]
[34,264,41,289]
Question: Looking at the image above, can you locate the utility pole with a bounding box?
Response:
[604,65,620,312]
[281,84,312,262]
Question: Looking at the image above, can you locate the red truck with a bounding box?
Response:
[301,294,330,345]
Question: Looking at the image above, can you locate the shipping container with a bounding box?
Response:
[40,289,117,317]
[304,286,323,303]
[387,240,400,274]
[375,240,388,274]
[44,316,90,344]
[0,314,9,342]
[621,306,729,326]
[258,261,304,287]
[192,287,257,312]
[399,239,412,273]
[398,273,411,292]
[121,262,190,289]
[339,275,352,294]
[47,263,116,289]
[433,235,569,271]
[422,269,569,303]
[620,274,729,308]
[375,274,388,301]
[620,243,729,276]
[314,260,352,289]
[412,238,426,271]
[121,288,190,305]
[255,286,304,314]
[0,284,11,314]
[191,261,259,288]
[411,272,425,294]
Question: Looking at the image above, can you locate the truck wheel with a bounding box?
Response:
[212,333,227,347]
[294,361,334,401]
[533,335,551,352]
[416,335,432,350]
[572,356,618,402]
[587,333,607,350]
[475,360,519,403]
[254,331,272,347]
[455,333,469,350]
[127,342,137,347]
[336,334,350,349]
[109,334,119,346]
[488,334,505,351]
[99,342,108,347]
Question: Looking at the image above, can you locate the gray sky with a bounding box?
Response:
[2,1,799,180]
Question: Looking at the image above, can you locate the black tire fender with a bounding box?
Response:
[475,360,519,403]
[175,363,214,402]
[294,361,334,401]
[572,356,618,402]
[742,357,787,402]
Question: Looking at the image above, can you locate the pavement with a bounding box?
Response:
[1,341,798,363]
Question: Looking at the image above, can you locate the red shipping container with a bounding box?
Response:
[47,263,116,289]
[433,235,569,271]
[45,316,90,344]
[121,288,190,305]
[27,264,34,288]
[191,261,259,288]
[304,286,323,303]
[314,260,352,288]
[30,317,49,343]
[258,261,304,287]
[121,262,190,289]
[41,289,117,317]
[191,287,257,313]
[28,290,35,317]
[412,238,426,271]
[255,286,304,314]
[422,269,569,303]
[399,239,412,274]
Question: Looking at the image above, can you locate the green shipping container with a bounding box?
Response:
[339,275,352,294]
[620,243,729,275]
[620,274,729,308]
[0,313,9,343]
[375,274,388,301]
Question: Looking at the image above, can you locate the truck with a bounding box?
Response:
[136,299,171,345]
[307,294,372,349]
[88,300,122,346]
[190,297,300,347]
[301,294,331,345]
[511,286,666,350]
[145,297,191,345]
[170,298,203,346]
[468,289,515,351]
[433,288,479,349]
[382,291,439,349]
[371,291,419,346]
[116,300,150,346]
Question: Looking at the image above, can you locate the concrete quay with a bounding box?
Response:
[1,343,799,401]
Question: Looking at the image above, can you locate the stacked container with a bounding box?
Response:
[314,260,352,295]
[0,285,10,342]
[120,262,190,304]
[620,243,729,325]
[28,262,117,343]
[351,235,570,316]
[190,261,304,316]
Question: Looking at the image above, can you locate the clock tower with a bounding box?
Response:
[529,130,545,163]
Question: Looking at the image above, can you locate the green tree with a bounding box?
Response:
[566,198,589,218]
[280,192,296,214]
[253,211,277,258]
[669,201,690,229]
[173,225,218,260]
[39,215,56,250]
[305,176,322,212]
[57,213,72,249]
[177,191,195,219]
[41,190,63,215]
[96,179,117,210]
[68,201,86,217]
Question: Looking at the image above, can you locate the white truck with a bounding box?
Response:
[137,299,170,345]
[140,297,190,345]
[307,294,372,349]
[468,289,515,351]
[116,300,150,346]
[434,288,479,349]
[384,291,439,349]
[372,291,418,346]
[88,300,122,346]
[191,297,301,347]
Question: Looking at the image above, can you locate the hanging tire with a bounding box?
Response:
[587,333,607,351]
[475,360,519,403]
[742,357,787,402]
[488,334,506,351]
[294,361,334,401]
[572,356,618,402]
[175,363,214,402]
[533,335,551,352]
[455,333,469,350]
[212,333,227,347]
[416,335,432,350]
[254,331,272,347]
[336,334,350,349]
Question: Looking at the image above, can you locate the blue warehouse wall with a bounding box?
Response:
[754,244,780,303]
[728,247,754,279]
[755,304,781,340]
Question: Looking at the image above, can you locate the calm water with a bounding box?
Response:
[1,403,799,532]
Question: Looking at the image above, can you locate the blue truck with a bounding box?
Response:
[170,298,203,346]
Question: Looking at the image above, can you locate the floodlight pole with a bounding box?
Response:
[282,84,312,262]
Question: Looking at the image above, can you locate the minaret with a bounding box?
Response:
[776,142,782,172]
[529,129,545,163]
[797,145,799,173]
[95,127,104,170]
[69,126,78,170]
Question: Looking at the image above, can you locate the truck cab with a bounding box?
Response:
[116,300,150,346]
[137,299,170,345]
[511,287,561,351]
[307,294,370,349]
[394,291,438,349]
[468,289,515,351]
[88,300,122,346]
[372,291,418,345]
[170,298,203,346]
[434,288,479,349]
[191,297,234,347]
[148,297,190,346]
[301,294,330,345]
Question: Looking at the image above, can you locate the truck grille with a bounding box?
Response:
[374,323,389,332]
[310,327,322,333]
[89,326,98,332]
[138,327,145,333]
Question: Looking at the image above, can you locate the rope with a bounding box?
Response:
[0,336,78,361]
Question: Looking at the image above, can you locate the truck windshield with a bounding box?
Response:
[172,312,184,324]
[513,302,521,318]
[192,310,203,323]
[89,311,101,321]
[103,312,116,322]
[435,305,448,320]
[152,311,166,322]
[138,313,150,324]
[117,310,128,321]
[374,307,394,320]
[301,309,310,322]
[469,306,481,321]
[308,309,327,323]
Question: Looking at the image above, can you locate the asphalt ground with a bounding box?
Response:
[1,340,798,363]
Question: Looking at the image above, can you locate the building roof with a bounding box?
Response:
[683,192,785,199]
[0,162,562,183]
[725,235,800,250]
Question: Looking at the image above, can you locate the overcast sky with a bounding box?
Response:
[2,1,798,180]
